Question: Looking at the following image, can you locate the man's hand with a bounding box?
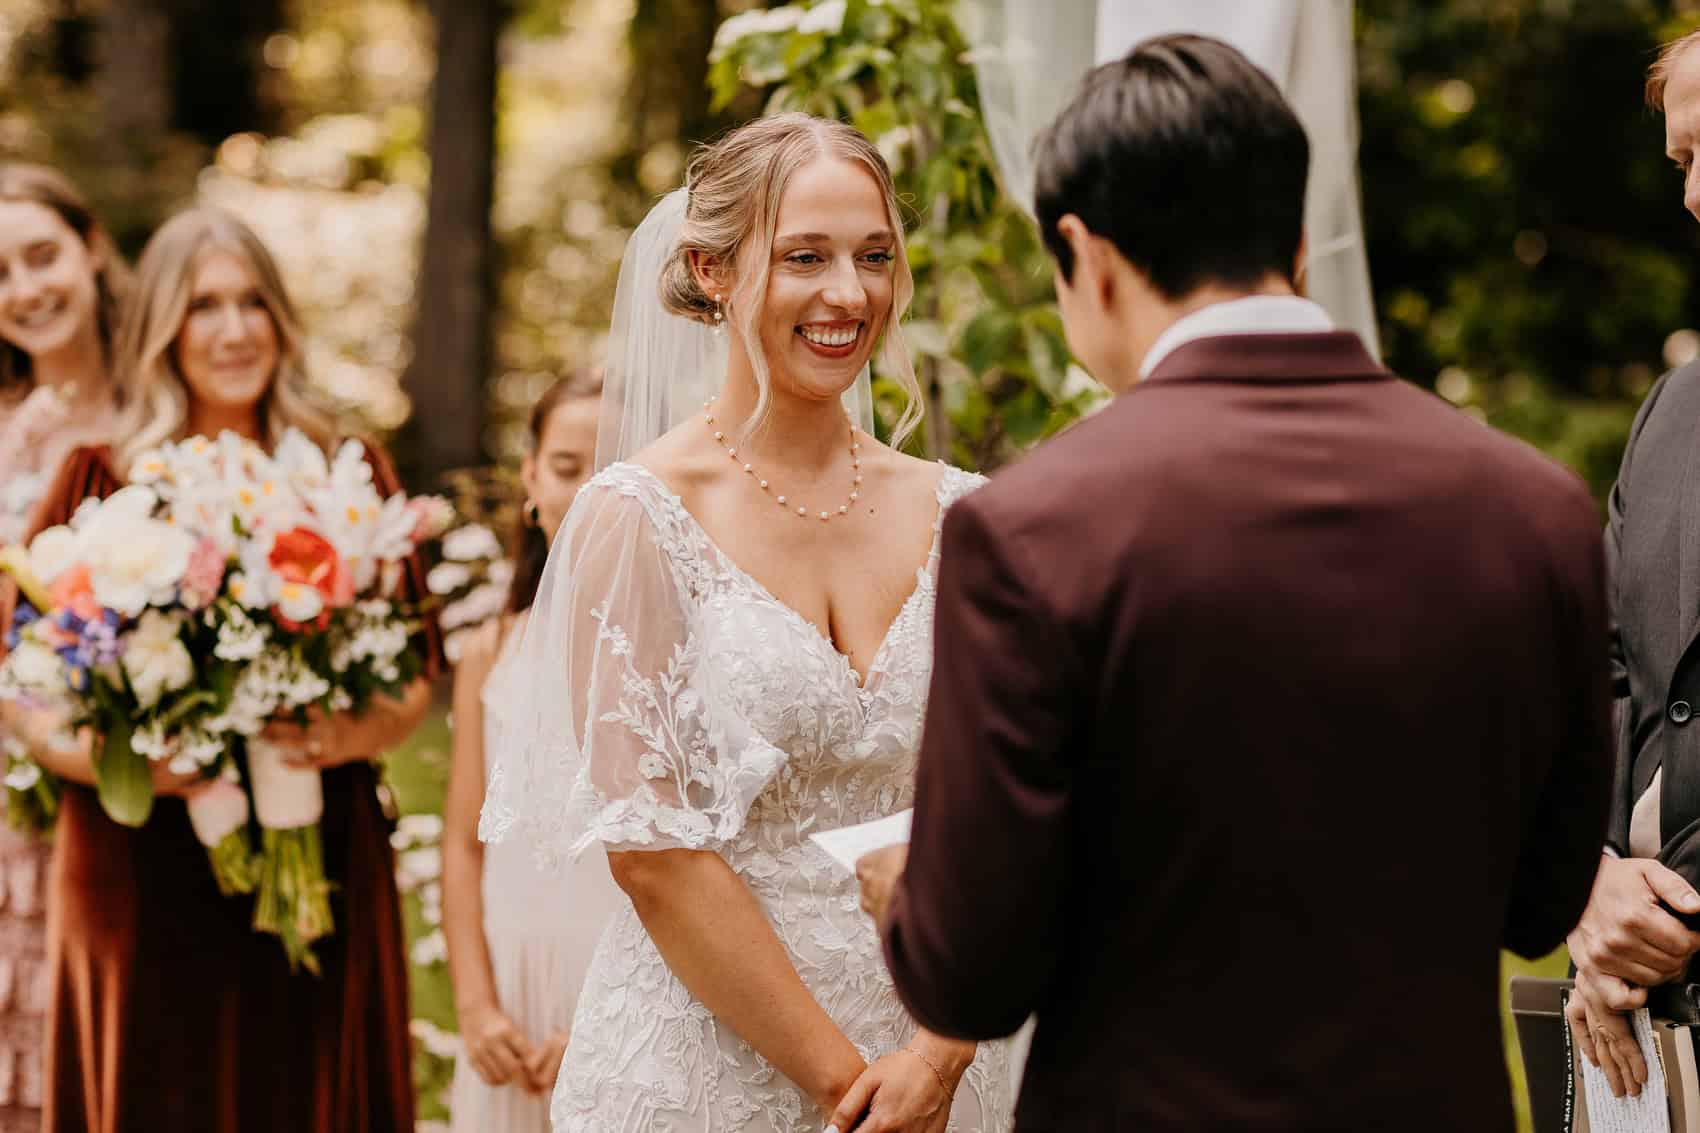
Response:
[1568,855,1700,988]
[1568,967,1646,1098]
[856,845,909,924]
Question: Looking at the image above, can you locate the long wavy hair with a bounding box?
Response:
[507,369,604,614]
[0,164,133,401]
[657,113,922,447]
[111,206,337,472]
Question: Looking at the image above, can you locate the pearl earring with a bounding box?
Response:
[712,294,725,335]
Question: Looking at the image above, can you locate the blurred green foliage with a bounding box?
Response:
[1357,0,1700,499]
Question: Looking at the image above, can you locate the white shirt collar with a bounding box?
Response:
[1139,295,1334,379]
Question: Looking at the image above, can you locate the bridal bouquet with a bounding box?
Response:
[0,429,448,971]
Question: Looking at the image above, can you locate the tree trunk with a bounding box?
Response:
[404,0,505,484]
[95,0,171,147]
[613,0,725,192]
[164,0,284,144]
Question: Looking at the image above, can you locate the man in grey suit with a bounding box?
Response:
[1565,24,1700,1101]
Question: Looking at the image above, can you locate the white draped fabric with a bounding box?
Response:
[964,0,1379,357]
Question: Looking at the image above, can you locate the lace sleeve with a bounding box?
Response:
[479,474,787,866]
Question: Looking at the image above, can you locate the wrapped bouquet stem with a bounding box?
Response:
[185,774,259,896]
[247,736,333,973]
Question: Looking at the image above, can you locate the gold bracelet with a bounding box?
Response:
[902,1045,956,1099]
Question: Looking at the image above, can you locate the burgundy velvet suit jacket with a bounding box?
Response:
[882,332,1613,1131]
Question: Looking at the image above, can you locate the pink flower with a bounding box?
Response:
[180,538,227,612]
[48,564,101,624]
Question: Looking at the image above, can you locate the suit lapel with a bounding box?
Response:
[1680,433,1700,642]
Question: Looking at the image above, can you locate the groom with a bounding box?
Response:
[851,34,1613,1132]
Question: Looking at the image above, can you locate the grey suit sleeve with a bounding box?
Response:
[1604,373,1671,853]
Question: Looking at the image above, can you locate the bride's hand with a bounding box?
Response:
[826,1047,958,1133]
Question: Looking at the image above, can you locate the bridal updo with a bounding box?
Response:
[658,113,922,445]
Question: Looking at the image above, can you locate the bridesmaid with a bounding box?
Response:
[443,371,626,1130]
[0,163,131,1133]
[21,205,436,1133]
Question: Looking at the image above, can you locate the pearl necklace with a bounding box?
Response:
[703,400,863,521]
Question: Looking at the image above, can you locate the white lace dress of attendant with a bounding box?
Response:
[480,459,1014,1133]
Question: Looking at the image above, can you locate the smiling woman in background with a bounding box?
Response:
[0,163,131,1133]
[15,205,435,1133]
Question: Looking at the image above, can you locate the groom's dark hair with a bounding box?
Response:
[1034,33,1309,299]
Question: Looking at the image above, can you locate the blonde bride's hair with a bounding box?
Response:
[112,206,337,472]
[658,113,922,446]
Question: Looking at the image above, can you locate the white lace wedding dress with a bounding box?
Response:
[481,459,1014,1133]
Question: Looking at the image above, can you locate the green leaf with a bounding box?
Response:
[708,56,745,112]
[738,36,793,86]
[852,99,901,142]
[95,716,154,828]
[783,32,827,72]
[959,309,1020,375]
[1001,385,1052,446]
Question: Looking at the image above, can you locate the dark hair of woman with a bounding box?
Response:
[507,368,603,614]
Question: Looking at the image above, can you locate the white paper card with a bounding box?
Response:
[809,809,913,873]
[1582,1008,1672,1133]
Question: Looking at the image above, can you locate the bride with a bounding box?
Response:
[481,112,1014,1133]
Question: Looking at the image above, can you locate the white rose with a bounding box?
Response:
[26,525,80,585]
[123,610,195,710]
[82,496,195,618]
[97,484,162,523]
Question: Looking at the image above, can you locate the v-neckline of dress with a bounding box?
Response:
[613,460,954,692]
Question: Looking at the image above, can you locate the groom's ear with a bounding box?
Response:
[1057,215,1120,312]
[688,249,731,302]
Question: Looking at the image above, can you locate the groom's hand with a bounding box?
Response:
[856,846,909,924]
[1567,855,1700,989]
